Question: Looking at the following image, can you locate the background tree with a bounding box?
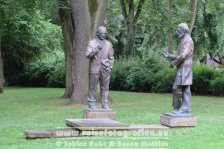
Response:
[167,0,198,53]
[0,0,38,89]
[69,0,108,104]
[192,0,224,57]
[58,0,74,98]
[189,0,198,34]
[0,36,3,93]
[167,0,173,53]
[0,0,224,96]
[0,0,63,88]
[119,0,145,57]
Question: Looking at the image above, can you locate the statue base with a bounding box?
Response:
[83,109,116,120]
[24,128,79,139]
[160,113,196,128]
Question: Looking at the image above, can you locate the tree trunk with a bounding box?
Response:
[59,0,74,98]
[127,0,135,36]
[119,0,145,57]
[120,0,134,57]
[120,0,144,36]
[0,36,4,93]
[126,20,135,57]
[90,0,108,36]
[70,0,90,104]
[167,0,173,53]
[189,0,198,34]
[70,0,108,104]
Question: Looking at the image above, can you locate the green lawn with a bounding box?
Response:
[0,87,223,149]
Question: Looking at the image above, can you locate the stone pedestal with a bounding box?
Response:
[24,128,80,139]
[129,125,170,130]
[66,118,129,131]
[83,109,116,120]
[160,113,196,128]
[24,130,52,138]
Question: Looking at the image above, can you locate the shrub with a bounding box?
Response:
[110,51,174,92]
[111,55,224,96]
[210,69,224,96]
[152,67,175,93]
[110,58,136,90]
[192,64,215,95]
[126,51,166,91]
[25,51,65,87]
[126,59,155,91]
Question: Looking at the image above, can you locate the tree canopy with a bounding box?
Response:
[0,0,223,97]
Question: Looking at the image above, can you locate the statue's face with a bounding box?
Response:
[97,29,107,40]
[176,27,185,39]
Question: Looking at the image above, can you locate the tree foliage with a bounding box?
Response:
[0,0,62,85]
[192,0,224,57]
[106,0,193,58]
[0,0,224,96]
[25,50,64,87]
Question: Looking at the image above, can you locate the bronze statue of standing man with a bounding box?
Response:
[162,23,194,115]
[86,26,114,110]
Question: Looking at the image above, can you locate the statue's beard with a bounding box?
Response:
[177,32,184,39]
[99,37,105,40]
[97,34,106,40]
[176,32,185,39]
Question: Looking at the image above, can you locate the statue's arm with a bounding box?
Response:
[168,54,176,61]
[171,40,192,66]
[86,41,99,59]
[108,43,114,69]
[161,51,176,61]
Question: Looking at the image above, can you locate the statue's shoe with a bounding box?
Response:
[172,108,179,113]
[89,105,97,110]
[102,105,110,110]
[173,109,189,115]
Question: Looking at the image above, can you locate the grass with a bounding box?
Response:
[0,87,224,149]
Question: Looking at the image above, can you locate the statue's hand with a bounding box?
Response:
[104,66,111,73]
[97,45,102,51]
[170,61,175,68]
[92,48,99,55]
[161,51,169,58]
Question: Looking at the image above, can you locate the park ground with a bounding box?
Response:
[0,88,224,149]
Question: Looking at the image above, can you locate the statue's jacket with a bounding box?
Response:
[173,34,194,85]
[86,38,114,74]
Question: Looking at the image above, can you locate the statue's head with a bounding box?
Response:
[176,23,189,39]
[96,26,107,40]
